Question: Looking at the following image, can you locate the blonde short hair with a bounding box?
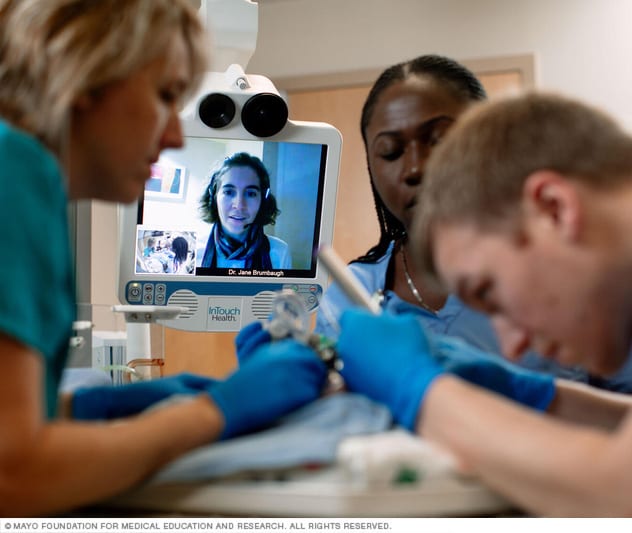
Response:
[412,92,632,286]
[0,0,210,153]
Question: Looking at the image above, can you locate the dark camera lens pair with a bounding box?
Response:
[198,92,288,138]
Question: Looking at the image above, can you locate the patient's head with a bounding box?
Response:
[412,92,632,375]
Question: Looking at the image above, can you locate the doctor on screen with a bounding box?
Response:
[199,152,292,270]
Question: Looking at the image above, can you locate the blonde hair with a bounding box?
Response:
[412,91,632,286]
[0,0,210,153]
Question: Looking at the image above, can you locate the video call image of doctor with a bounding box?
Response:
[199,152,291,270]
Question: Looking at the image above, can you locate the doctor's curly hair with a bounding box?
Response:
[199,152,281,226]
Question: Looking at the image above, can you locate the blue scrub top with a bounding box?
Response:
[0,120,75,418]
[316,242,501,352]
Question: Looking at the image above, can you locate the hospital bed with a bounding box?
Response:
[92,394,514,517]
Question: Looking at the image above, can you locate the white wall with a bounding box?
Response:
[249,0,632,130]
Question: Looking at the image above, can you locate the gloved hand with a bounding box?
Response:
[337,310,444,431]
[72,373,219,420]
[209,338,327,439]
[432,335,556,411]
[234,320,271,365]
[337,310,556,429]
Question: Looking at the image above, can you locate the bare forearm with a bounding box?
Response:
[419,376,627,516]
[0,394,221,517]
[548,379,631,430]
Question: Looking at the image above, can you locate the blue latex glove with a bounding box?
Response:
[432,334,556,411]
[234,320,271,365]
[337,310,556,428]
[337,310,444,431]
[72,373,218,420]
[209,338,327,439]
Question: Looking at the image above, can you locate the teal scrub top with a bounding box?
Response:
[0,120,75,418]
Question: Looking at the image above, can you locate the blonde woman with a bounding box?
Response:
[0,0,326,516]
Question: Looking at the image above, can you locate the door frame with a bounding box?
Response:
[274,54,535,93]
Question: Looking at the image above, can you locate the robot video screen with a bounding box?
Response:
[135,137,328,281]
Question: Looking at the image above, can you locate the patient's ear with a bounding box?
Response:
[522,170,582,242]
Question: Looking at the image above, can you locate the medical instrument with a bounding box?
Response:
[317,245,382,315]
[265,289,312,343]
[264,244,386,383]
[266,289,343,390]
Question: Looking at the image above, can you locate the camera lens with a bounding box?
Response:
[198,93,236,129]
[241,93,288,137]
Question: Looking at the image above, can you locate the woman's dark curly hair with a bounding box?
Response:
[171,236,189,264]
[199,152,281,226]
[356,54,487,263]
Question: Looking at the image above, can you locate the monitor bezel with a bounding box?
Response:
[116,118,342,330]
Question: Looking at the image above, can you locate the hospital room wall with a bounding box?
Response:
[87,0,632,376]
[250,0,632,132]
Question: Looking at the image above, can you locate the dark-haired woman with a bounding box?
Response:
[316,55,495,348]
[199,152,291,269]
[169,235,191,274]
